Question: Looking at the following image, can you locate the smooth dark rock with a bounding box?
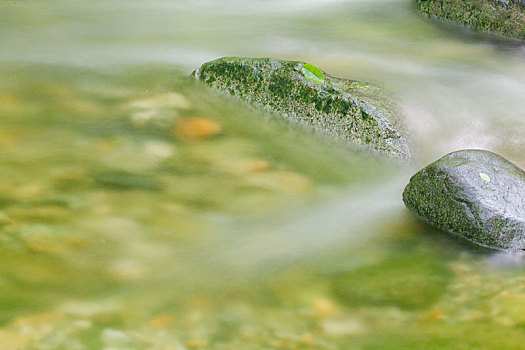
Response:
[416,0,525,41]
[403,150,525,250]
[193,57,411,159]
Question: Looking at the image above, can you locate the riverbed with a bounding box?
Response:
[1,0,525,348]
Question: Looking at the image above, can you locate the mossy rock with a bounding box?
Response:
[193,57,411,160]
[332,254,452,310]
[403,150,525,250]
[416,0,525,41]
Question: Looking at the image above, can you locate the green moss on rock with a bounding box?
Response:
[193,57,411,159]
[416,0,525,40]
[403,150,525,250]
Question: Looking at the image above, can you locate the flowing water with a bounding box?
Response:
[1,0,525,348]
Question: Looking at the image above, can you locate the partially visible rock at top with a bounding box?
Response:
[193,57,411,160]
[417,0,525,41]
[403,150,525,250]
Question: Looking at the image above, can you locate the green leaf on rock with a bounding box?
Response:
[301,63,324,83]
[479,172,491,183]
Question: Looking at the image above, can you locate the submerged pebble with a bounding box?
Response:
[332,254,452,310]
[92,170,163,191]
[127,92,191,110]
[173,117,221,141]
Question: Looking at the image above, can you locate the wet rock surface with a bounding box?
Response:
[403,149,525,250]
[193,57,411,159]
[417,0,525,40]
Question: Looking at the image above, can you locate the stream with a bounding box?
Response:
[1,0,525,348]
